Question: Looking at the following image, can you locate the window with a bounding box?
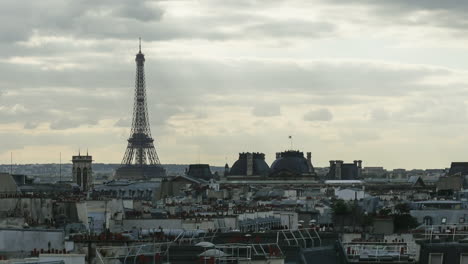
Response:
[429,253,444,264]
[424,216,433,226]
[441,217,447,224]
[429,253,443,264]
[460,217,465,224]
[461,254,468,264]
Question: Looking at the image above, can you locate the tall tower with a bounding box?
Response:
[115,39,166,180]
[72,152,93,192]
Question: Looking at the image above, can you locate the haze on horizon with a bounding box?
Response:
[1,0,468,169]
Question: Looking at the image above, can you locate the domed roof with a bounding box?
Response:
[230,152,270,176]
[270,151,311,175]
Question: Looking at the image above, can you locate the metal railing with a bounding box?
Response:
[279,228,321,248]
[422,224,468,242]
[96,242,172,264]
[9,261,65,264]
[341,242,417,263]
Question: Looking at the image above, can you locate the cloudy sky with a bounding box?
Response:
[1,0,468,169]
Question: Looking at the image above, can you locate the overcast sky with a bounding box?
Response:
[2,0,468,169]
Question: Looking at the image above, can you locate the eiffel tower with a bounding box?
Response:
[115,39,166,180]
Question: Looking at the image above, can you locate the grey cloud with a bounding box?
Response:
[244,20,335,38]
[0,0,337,46]
[326,0,468,31]
[0,0,165,43]
[23,122,39,130]
[332,0,468,12]
[151,58,450,98]
[252,104,281,117]
[114,1,164,22]
[50,117,98,130]
[304,108,333,121]
[393,98,468,124]
[0,56,455,132]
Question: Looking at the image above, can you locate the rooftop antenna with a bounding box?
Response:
[10,152,12,175]
[139,37,141,53]
[289,135,293,150]
[79,148,81,156]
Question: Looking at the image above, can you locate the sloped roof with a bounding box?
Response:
[408,175,425,187]
[448,162,468,176]
[0,173,19,193]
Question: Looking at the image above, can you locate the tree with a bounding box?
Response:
[378,208,392,216]
[393,203,418,232]
[394,203,411,214]
[394,214,418,232]
[331,199,349,232]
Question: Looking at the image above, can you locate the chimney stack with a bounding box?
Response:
[357,160,362,178]
[246,153,253,176]
[306,152,313,173]
[335,160,343,180]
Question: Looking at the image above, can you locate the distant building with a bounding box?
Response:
[410,200,468,225]
[186,164,213,181]
[420,241,468,264]
[436,162,468,195]
[363,166,387,178]
[229,152,270,177]
[93,179,159,201]
[269,150,315,178]
[334,188,366,201]
[448,162,468,176]
[327,160,362,180]
[72,152,93,192]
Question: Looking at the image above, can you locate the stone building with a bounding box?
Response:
[72,152,93,192]
[269,150,316,178]
[228,152,270,178]
[327,160,362,180]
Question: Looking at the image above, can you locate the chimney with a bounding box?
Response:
[246,153,253,176]
[276,152,281,159]
[357,160,362,178]
[306,152,313,173]
[335,160,343,180]
[224,163,230,177]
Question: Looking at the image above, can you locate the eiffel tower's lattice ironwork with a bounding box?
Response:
[121,39,161,166]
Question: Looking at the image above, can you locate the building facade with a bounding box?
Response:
[72,153,93,192]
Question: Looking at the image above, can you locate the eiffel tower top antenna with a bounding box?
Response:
[139,37,141,53]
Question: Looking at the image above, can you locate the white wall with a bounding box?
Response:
[110,219,183,232]
[335,188,366,201]
[274,211,298,230]
[0,198,53,224]
[39,254,85,264]
[0,229,64,252]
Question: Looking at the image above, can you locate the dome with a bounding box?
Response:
[229,152,270,176]
[270,150,311,175]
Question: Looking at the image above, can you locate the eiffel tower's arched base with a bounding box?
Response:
[114,164,166,180]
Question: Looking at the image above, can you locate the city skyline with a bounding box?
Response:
[2,1,468,169]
